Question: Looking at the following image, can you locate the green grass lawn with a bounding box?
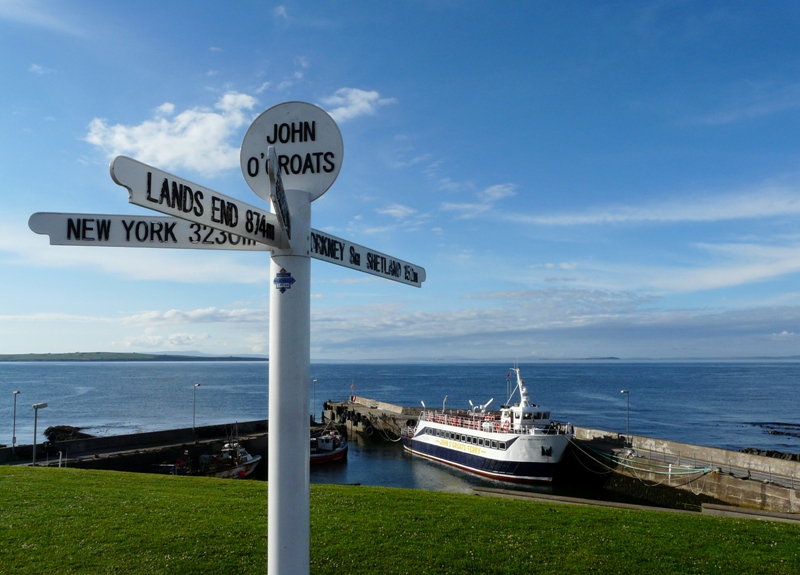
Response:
[1,466,799,574]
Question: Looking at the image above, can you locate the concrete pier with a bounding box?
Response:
[324,397,420,441]
[573,427,800,513]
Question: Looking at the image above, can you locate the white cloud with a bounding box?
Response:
[440,201,491,218]
[440,183,517,218]
[0,0,83,35]
[84,92,257,177]
[0,307,267,335]
[770,330,796,341]
[377,203,417,220]
[124,332,210,349]
[123,307,267,325]
[155,102,175,116]
[478,183,516,202]
[321,88,396,123]
[652,243,800,292]
[29,63,52,75]
[388,153,432,170]
[506,186,800,226]
[695,81,800,126]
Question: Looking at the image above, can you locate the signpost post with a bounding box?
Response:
[28,100,425,575]
[240,102,343,575]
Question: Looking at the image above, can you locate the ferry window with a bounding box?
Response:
[544,412,550,419]
[498,442,506,450]
[534,412,541,419]
[478,438,484,446]
[472,437,477,444]
[491,441,498,449]
[523,413,532,420]
[514,413,520,420]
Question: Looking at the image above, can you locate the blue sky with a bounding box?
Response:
[2,1,800,360]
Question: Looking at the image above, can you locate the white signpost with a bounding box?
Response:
[28,213,426,288]
[309,228,425,287]
[241,102,342,575]
[29,212,271,251]
[111,155,288,250]
[28,101,425,575]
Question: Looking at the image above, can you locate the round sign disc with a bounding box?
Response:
[240,101,343,202]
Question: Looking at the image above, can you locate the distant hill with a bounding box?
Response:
[0,352,267,362]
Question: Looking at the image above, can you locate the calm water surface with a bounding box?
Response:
[2,361,799,489]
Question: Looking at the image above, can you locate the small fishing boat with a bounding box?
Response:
[310,431,348,464]
[153,440,261,479]
[196,440,261,478]
[402,367,573,484]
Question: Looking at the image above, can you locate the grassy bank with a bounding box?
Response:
[1,467,799,574]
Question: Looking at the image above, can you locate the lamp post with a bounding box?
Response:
[12,391,20,458]
[620,390,630,446]
[312,379,318,423]
[193,384,201,436]
[32,402,47,465]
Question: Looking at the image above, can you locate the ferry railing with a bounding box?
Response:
[422,411,573,436]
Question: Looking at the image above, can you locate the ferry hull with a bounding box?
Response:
[402,436,562,484]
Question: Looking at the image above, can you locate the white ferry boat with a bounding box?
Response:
[401,368,573,484]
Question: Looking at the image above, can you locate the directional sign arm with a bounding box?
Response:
[309,229,426,288]
[28,212,270,251]
[110,156,288,249]
[268,146,291,240]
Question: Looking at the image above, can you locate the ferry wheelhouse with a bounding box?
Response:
[402,368,573,484]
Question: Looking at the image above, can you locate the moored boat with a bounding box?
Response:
[402,367,573,484]
[153,440,261,479]
[197,440,261,478]
[310,431,348,464]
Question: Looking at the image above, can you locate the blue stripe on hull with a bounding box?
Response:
[402,437,557,484]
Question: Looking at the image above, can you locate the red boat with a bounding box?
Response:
[310,432,348,464]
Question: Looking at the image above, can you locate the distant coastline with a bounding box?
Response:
[0,352,268,362]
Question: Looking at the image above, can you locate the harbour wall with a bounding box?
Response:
[575,426,800,480]
[0,420,268,468]
[574,426,800,513]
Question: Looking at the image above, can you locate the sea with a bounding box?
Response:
[2,361,799,492]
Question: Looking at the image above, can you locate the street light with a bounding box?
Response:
[312,379,318,423]
[193,384,201,435]
[12,391,20,459]
[32,402,47,466]
[620,390,630,446]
